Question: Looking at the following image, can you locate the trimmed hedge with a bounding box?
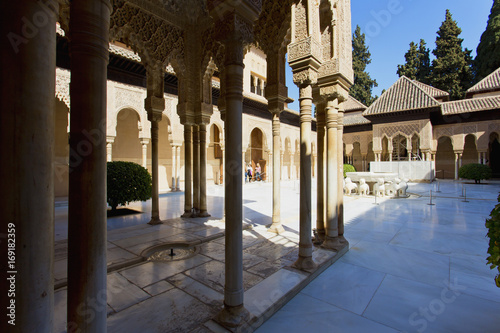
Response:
[107,161,152,210]
[343,164,356,178]
[458,163,492,184]
[486,193,500,288]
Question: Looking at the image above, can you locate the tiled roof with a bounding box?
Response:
[467,67,500,94]
[441,96,500,115]
[109,43,142,63]
[412,80,449,99]
[343,113,371,126]
[344,96,367,112]
[363,76,440,116]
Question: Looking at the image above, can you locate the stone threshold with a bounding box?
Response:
[206,243,350,333]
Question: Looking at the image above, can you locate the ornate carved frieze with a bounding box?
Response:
[463,125,477,135]
[55,68,71,109]
[288,37,321,63]
[436,127,453,139]
[489,123,500,133]
[114,83,144,112]
[379,122,421,139]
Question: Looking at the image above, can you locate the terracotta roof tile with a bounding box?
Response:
[343,113,371,126]
[412,80,449,99]
[363,76,440,116]
[467,67,500,94]
[344,96,367,112]
[441,96,500,115]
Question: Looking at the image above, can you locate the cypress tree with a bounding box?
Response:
[475,0,500,81]
[351,25,378,106]
[397,39,431,84]
[431,10,473,100]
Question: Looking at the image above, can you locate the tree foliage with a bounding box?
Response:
[107,161,152,210]
[458,163,492,184]
[343,164,356,178]
[431,10,474,100]
[475,0,500,82]
[397,39,431,84]
[351,25,378,106]
[486,193,500,288]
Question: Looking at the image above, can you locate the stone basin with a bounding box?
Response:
[346,172,398,183]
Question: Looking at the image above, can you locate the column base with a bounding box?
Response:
[338,235,348,244]
[268,222,285,234]
[198,210,211,217]
[313,229,325,245]
[181,210,193,218]
[293,255,316,271]
[148,216,162,225]
[321,236,343,251]
[215,304,249,328]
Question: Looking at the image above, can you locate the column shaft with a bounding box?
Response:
[67,1,111,331]
[315,106,326,242]
[323,99,342,250]
[142,142,148,168]
[199,124,210,216]
[148,120,161,224]
[193,125,200,213]
[337,110,346,242]
[1,2,58,332]
[171,145,177,191]
[294,85,315,270]
[182,125,193,217]
[176,146,181,190]
[269,112,284,233]
[220,38,247,321]
[455,153,459,180]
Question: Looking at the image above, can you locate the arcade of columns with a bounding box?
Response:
[1,0,352,331]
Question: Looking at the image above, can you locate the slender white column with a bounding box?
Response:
[323,99,342,250]
[315,105,326,243]
[217,36,249,325]
[455,153,459,180]
[2,2,58,331]
[148,119,161,224]
[280,152,284,180]
[176,146,181,190]
[106,137,115,162]
[141,139,149,168]
[192,125,200,214]
[182,125,193,217]
[337,109,346,243]
[67,1,111,331]
[269,112,284,233]
[293,85,315,270]
[478,152,482,164]
[199,124,210,217]
[171,145,177,191]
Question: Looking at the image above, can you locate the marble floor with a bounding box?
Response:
[256,180,500,333]
[53,179,500,332]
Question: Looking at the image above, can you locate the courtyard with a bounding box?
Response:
[52,179,500,332]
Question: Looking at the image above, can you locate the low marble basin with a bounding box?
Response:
[346,172,398,183]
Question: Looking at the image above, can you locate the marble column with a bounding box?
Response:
[141,139,149,169]
[171,145,177,191]
[67,0,111,331]
[293,85,315,270]
[2,1,58,331]
[269,112,284,233]
[176,146,181,190]
[217,36,249,326]
[315,104,326,244]
[193,125,200,215]
[106,137,115,162]
[337,108,346,243]
[323,99,342,250]
[182,125,193,217]
[280,152,284,180]
[147,118,161,225]
[199,124,210,217]
[454,152,459,180]
[268,150,273,182]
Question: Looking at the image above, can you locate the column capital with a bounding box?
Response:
[319,84,350,103]
[106,136,115,144]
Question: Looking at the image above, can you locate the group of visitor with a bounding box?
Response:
[245,163,262,183]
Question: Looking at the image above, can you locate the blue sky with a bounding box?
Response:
[285,0,493,110]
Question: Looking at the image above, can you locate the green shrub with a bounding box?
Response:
[486,193,500,288]
[458,163,492,184]
[343,164,356,178]
[107,161,152,210]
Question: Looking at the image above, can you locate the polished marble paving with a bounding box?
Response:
[53,179,500,332]
[257,180,500,333]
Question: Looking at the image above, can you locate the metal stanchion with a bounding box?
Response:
[462,188,469,203]
[436,180,441,193]
[428,190,435,206]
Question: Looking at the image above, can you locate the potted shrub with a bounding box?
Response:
[107,161,152,211]
[458,163,492,184]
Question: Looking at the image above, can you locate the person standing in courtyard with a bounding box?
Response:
[255,163,261,181]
